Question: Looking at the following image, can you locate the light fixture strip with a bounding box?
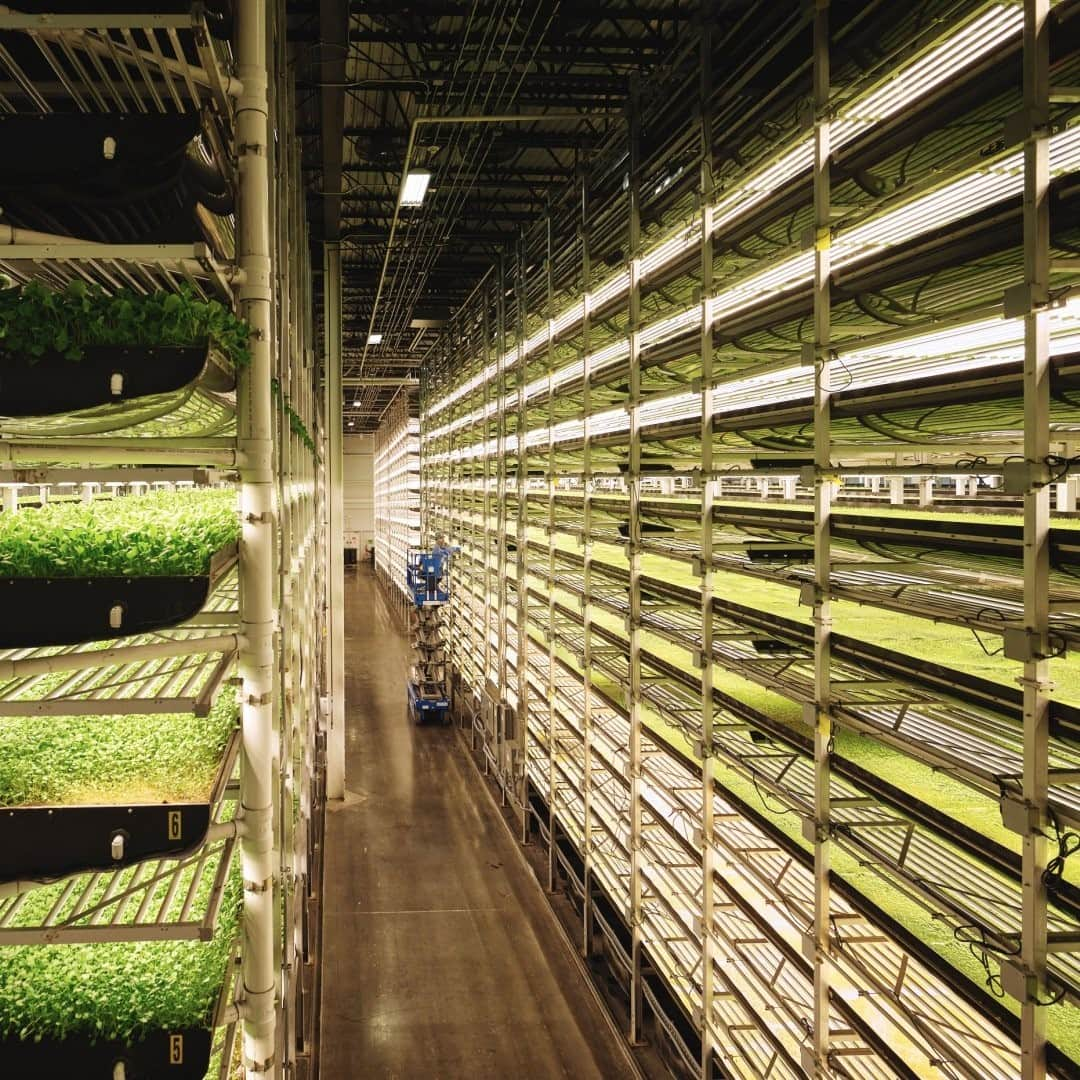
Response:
[423,3,1024,425]
[425,297,1080,465]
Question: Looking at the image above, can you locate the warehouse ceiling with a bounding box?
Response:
[287,0,695,430]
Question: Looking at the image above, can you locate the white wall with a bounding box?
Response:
[343,434,374,553]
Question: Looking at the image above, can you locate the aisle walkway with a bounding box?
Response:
[319,568,634,1080]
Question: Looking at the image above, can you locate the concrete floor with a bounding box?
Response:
[319,568,635,1080]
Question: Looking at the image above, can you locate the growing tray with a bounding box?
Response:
[0,343,232,418]
[0,726,238,883]
[0,543,237,647]
[0,1026,213,1080]
[0,945,238,1077]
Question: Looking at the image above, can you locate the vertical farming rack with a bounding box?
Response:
[0,2,326,1078]
[373,392,421,619]
[418,2,1080,1078]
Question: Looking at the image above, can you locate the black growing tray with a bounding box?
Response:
[0,1026,212,1079]
[0,803,211,882]
[0,726,238,882]
[0,575,212,647]
[0,343,229,417]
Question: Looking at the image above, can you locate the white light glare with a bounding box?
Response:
[399,169,432,207]
[368,332,384,344]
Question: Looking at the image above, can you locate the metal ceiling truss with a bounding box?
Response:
[288,0,693,427]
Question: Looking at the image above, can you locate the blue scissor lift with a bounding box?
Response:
[406,550,451,724]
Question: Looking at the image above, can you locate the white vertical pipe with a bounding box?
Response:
[324,243,346,799]
[236,0,277,1072]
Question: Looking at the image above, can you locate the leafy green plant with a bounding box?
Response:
[0,859,241,1045]
[271,378,318,459]
[0,488,239,578]
[0,693,237,807]
[0,281,251,370]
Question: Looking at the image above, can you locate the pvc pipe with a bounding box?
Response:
[235,0,277,1073]
[0,224,98,246]
[0,634,241,681]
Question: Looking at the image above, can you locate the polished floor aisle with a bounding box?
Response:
[319,568,635,1079]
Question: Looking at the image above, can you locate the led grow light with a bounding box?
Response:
[423,2,1026,423]
[424,297,1080,465]
[427,123,1080,456]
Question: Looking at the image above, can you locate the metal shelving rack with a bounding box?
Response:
[0,2,325,1077]
[417,3,1080,1078]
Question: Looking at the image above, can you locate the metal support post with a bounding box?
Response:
[323,242,345,800]
[545,205,559,892]
[1018,3,1051,1076]
[697,7,717,1074]
[480,287,492,700]
[627,74,645,1046]
[515,232,531,829]
[808,4,834,1074]
[580,169,596,959]
[495,255,510,779]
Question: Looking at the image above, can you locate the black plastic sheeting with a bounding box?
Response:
[0,1027,213,1079]
[0,576,212,647]
[0,803,213,882]
[0,344,222,417]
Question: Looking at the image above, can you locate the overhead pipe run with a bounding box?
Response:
[360,113,598,375]
[344,377,420,387]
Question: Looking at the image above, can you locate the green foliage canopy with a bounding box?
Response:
[0,281,251,370]
[0,693,238,807]
[0,488,239,578]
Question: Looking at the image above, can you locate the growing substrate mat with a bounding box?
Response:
[0,488,239,647]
